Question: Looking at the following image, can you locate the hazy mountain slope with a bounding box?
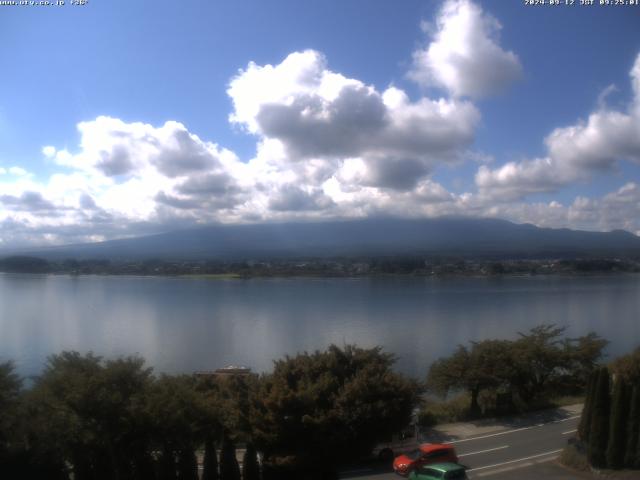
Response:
[7,217,640,260]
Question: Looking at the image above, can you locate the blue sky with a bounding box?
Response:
[1,0,640,246]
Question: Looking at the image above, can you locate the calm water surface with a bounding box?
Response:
[1,273,638,378]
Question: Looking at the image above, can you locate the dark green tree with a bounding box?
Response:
[219,434,241,480]
[562,332,608,391]
[427,341,514,417]
[588,367,611,468]
[242,443,260,480]
[610,347,640,385]
[624,386,640,468]
[29,352,154,480]
[510,325,568,404]
[578,371,598,442]
[202,438,219,480]
[252,345,418,469]
[177,448,198,480]
[158,449,177,480]
[0,361,21,451]
[428,326,606,417]
[147,374,219,475]
[606,377,630,468]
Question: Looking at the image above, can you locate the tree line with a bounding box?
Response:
[577,347,640,470]
[0,327,623,478]
[0,345,418,479]
[426,325,608,417]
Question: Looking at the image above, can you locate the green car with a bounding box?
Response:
[407,462,468,480]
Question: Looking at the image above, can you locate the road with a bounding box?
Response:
[340,413,581,479]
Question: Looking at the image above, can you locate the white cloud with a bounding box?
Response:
[476,52,640,200]
[409,0,522,98]
[229,50,479,192]
[8,166,29,176]
[42,146,56,158]
[1,45,640,247]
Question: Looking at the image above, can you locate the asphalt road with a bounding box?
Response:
[340,413,581,479]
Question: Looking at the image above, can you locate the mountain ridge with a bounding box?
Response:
[4,216,640,261]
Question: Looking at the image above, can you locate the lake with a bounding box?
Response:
[1,273,638,379]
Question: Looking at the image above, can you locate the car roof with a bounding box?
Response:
[419,443,454,453]
[423,462,465,472]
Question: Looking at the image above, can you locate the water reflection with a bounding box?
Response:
[0,273,638,378]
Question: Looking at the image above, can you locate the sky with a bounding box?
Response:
[1,0,640,247]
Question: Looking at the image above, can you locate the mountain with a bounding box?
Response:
[6,217,640,261]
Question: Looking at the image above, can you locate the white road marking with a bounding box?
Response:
[466,449,563,472]
[562,429,577,435]
[535,456,558,464]
[446,415,581,444]
[559,415,581,422]
[459,445,509,457]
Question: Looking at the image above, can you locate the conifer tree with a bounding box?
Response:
[202,438,219,480]
[242,443,260,480]
[158,448,177,480]
[624,386,640,468]
[219,434,241,480]
[606,377,629,468]
[177,448,198,480]
[588,367,611,468]
[579,370,598,442]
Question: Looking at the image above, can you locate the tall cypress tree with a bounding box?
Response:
[219,435,241,480]
[579,370,598,442]
[177,448,198,480]
[624,386,640,468]
[242,443,260,480]
[202,438,219,480]
[588,367,611,468]
[158,448,177,480]
[606,377,629,469]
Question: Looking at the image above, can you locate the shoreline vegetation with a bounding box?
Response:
[1,327,633,478]
[1,254,639,278]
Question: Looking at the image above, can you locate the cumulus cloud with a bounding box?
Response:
[409,0,522,98]
[0,191,60,213]
[268,184,335,212]
[0,167,28,177]
[2,43,640,247]
[0,116,255,247]
[476,53,640,200]
[229,50,479,192]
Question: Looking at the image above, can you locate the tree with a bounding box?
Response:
[29,352,155,480]
[202,438,219,480]
[606,377,630,468]
[510,325,568,404]
[219,434,241,480]
[0,361,25,476]
[588,367,611,468]
[611,348,640,385]
[252,345,418,468]
[427,326,607,416]
[578,370,598,442]
[624,386,640,468]
[562,332,608,390]
[177,448,198,480]
[158,449,177,480]
[242,443,260,480]
[427,340,515,417]
[0,361,21,448]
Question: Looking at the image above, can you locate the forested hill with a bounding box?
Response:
[6,217,640,261]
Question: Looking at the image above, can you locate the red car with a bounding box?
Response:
[393,444,458,476]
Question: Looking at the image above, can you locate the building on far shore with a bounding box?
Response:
[194,365,252,378]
